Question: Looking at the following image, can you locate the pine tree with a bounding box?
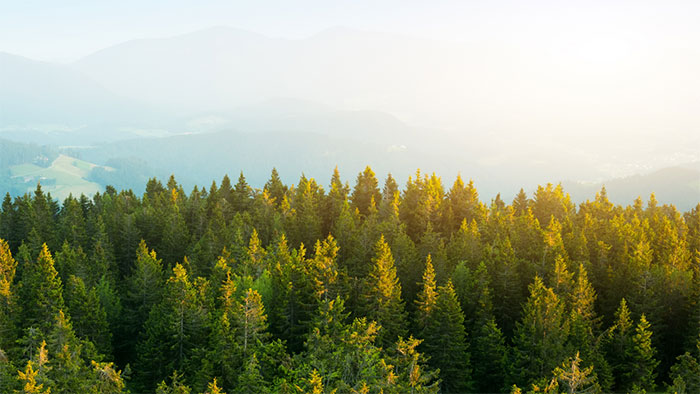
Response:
[510,276,570,388]
[269,240,318,353]
[236,288,268,360]
[421,281,471,393]
[240,229,266,279]
[18,243,65,332]
[626,314,659,392]
[232,172,252,213]
[550,352,601,394]
[567,263,611,390]
[301,297,396,393]
[350,166,381,217]
[365,236,408,348]
[0,239,17,352]
[414,254,437,334]
[155,371,191,394]
[263,168,287,208]
[16,359,51,394]
[46,310,98,394]
[135,264,208,391]
[472,318,508,392]
[387,336,439,394]
[323,166,349,234]
[122,240,163,363]
[89,360,126,394]
[513,188,530,216]
[233,355,266,394]
[603,298,634,391]
[667,335,700,393]
[309,235,340,302]
[64,275,112,356]
[206,273,241,390]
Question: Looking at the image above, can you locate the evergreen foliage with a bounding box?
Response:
[0,170,695,393]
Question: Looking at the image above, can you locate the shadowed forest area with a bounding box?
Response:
[0,166,698,393]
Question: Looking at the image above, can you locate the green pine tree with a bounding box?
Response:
[365,236,408,348]
[421,281,472,393]
[18,243,65,333]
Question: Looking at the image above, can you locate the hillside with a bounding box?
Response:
[563,165,700,212]
[8,154,109,200]
[0,52,165,145]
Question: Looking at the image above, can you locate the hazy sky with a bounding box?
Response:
[2,0,699,179]
[2,0,699,62]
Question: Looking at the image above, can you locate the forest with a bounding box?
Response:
[0,166,698,394]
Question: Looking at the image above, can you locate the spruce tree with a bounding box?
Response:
[0,239,17,353]
[64,275,112,356]
[626,314,659,392]
[414,254,437,335]
[263,168,287,208]
[350,166,381,217]
[510,276,570,388]
[421,281,472,393]
[135,264,208,391]
[122,240,163,363]
[365,236,408,348]
[18,243,65,333]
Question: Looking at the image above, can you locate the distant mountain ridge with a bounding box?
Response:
[563,165,700,212]
[0,52,164,144]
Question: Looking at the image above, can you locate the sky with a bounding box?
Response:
[2,0,699,180]
[2,0,699,62]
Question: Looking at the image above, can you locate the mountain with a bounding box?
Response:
[563,165,700,212]
[0,52,166,145]
[72,26,478,125]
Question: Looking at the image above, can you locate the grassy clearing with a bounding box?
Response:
[10,154,103,199]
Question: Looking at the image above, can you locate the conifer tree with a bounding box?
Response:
[350,166,381,217]
[0,239,17,352]
[89,360,126,394]
[414,255,437,335]
[549,352,601,394]
[135,264,208,391]
[487,237,524,336]
[16,358,51,394]
[421,281,471,393]
[309,235,340,302]
[627,314,659,392]
[510,276,570,388]
[233,355,266,394]
[603,298,634,391]
[269,240,318,353]
[19,243,65,333]
[205,273,240,390]
[667,335,700,393]
[122,240,163,362]
[365,236,408,348]
[65,275,112,356]
[232,172,252,213]
[381,173,399,207]
[46,310,100,394]
[240,229,266,278]
[387,336,439,394]
[155,371,191,394]
[323,167,349,234]
[446,219,482,271]
[236,288,268,360]
[263,168,287,208]
[453,261,508,392]
[513,188,530,216]
[567,263,611,390]
[472,318,508,392]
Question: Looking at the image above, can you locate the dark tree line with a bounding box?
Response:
[0,166,698,393]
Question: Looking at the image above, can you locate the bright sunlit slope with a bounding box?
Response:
[9,154,110,200]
